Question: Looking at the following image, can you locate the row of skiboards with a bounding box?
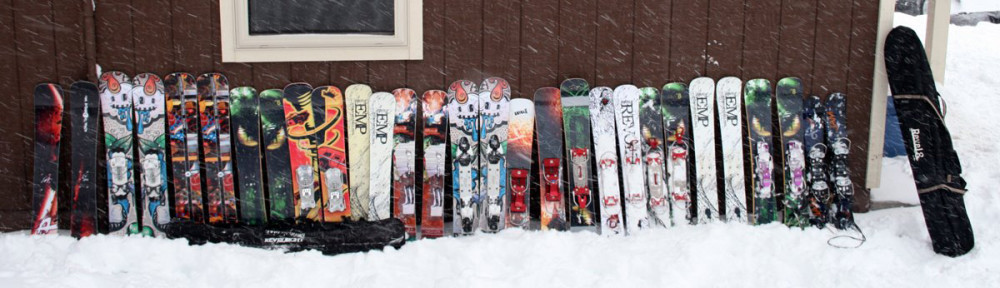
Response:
[31,71,855,240]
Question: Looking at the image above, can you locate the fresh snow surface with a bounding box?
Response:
[2,14,998,287]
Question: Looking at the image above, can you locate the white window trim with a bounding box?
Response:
[220,0,423,62]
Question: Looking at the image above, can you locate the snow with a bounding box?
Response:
[3,13,999,287]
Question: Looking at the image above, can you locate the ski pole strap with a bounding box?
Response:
[892,94,944,120]
[917,183,967,195]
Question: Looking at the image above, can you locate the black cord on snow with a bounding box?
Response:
[825,221,867,249]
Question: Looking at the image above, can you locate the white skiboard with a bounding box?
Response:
[368,92,396,220]
[479,77,510,232]
[716,77,748,223]
[345,84,372,220]
[589,86,624,235]
[689,77,719,224]
[612,84,648,233]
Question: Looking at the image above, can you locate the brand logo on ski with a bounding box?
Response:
[374,109,389,144]
[354,103,368,133]
[724,95,738,126]
[696,97,711,126]
[620,102,635,127]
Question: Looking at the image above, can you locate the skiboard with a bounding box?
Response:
[825,93,854,230]
[345,84,373,220]
[231,86,267,225]
[561,78,597,231]
[689,77,719,224]
[214,77,237,224]
[282,82,320,222]
[392,88,418,238]
[535,87,569,231]
[260,88,296,223]
[613,84,648,233]
[421,90,448,238]
[448,80,480,235]
[369,91,396,220]
[132,73,171,236]
[506,98,534,230]
[479,77,510,232]
[69,81,99,238]
[100,71,139,235]
[716,77,748,223]
[662,83,693,226]
[312,86,351,222]
[744,79,778,224]
[164,73,203,223]
[31,83,64,235]
[776,77,808,228]
[802,95,830,227]
[639,86,670,228]
[589,86,624,234]
[197,73,235,224]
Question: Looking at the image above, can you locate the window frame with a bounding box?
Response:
[220,0,423,62]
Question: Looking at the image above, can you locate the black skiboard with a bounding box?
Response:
[260,89,296,223]
[32,83,65,235]
[69,81,99,238]
[232,87,267,225]
[803,96,830,228]
[824,93,853,230]
[885,26,974,257]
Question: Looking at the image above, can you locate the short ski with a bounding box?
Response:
[100,71,139,235]
[590,86,624,234]
[345,84,373,220]
[312,86,351,222]
[639,87,670,228]
[282,82,320,221]
[69,81,99,238]
[197,73,235,224]
[662,83,693,226]
[164,73,204,223]
[825,93,854,230]
[803,95,830,227]
[31,83,64,235]
[506,98,534,230]
[776,77,808,228]
[421,90,448,238]
[132,73,171,236]
[613,85,648,232]
[448,80,480,235]
[392,88,418,238]
[369,91,396,220]
[689,77,719,224]
[745,79,778,224]
[561,78,597,231]
[479,77,510,232]
[716,77,748,223]
[231,86,267,225]
[535,87,568,231]
[260,89,296,222]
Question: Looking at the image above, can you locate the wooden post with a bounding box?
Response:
[926,0,951,84]
[866,0,896,190]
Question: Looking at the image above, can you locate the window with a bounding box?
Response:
[220,0,423,62]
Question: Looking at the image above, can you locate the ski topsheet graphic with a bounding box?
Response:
[716,77,747,223]
[69,81,99,238]
[825,93,854,230]
[590,86,623,235]
[535,87,568,231]
[100,72,139,235]
[507,98,534,230]
[448,80,480,235]
[198,73,235,224]
[393,88,418,238]
[745,79,777,224]
[639,86,670,228]
[689,77,719,224]
[282,83,319,221]
[346,84,373,220]
[421,90,448,238]
[479,77,510,232]
[312,86,351,222]
[32,83,64,235]
[369,91,396,220]
[164,73,203,223]
[260,89,295,222]
[776,77,808,228]
[132,73,170,236]
[561,78,596,231]
[662,83,693,226]
[231,86,266,225]
[613,85,647,233]
[803,95,830,227]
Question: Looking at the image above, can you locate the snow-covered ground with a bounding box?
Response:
[2,14,998,287]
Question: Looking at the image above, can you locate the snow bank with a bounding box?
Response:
[2,14,998,287]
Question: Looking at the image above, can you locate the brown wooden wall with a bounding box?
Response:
[0,0,881,230]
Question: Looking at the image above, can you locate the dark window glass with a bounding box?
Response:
[248,0,395,35]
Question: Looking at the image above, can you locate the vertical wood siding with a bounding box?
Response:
[0,0,880,230]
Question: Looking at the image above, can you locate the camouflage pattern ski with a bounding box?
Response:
[590,86,624,234]
[369,92,396,220]
[132,73,170,236]
[776,77,808,227]
[535,87,568,231]
[231,86,266,225]
[803,96,830,227]
[421,90,448,238]
[448,80,480,235]
[561,78,596,231]
[164,73,203,222]
[745,79,778,224]
[260,89,295,222]
[613,85,647,233]
[312,86,351,222]
[506,98,534,230]
[639,87,670,228]
[662,83,693,226]
[479,77,510,232]
[100,72,139,235]
[69,81,99,238]
[346,84,373,220]
[716,77,748,223]
[31,83,63,235]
